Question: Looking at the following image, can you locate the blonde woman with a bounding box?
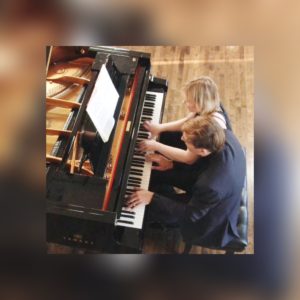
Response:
[140,76,231,165]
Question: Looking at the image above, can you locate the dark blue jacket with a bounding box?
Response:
[152,130,246,247]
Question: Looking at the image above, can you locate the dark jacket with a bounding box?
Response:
[151,130,246,248]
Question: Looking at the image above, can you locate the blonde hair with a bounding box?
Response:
[184,76,220,114]
[182,115,225,152]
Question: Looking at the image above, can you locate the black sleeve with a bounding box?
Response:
[151,193,190,220]
[185,187,220,223]
[220,102,233,131]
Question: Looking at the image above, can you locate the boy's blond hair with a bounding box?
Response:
[182,115,225,153]
[184,76,220,114]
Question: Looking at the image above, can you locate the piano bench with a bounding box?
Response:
[182,171,248,255]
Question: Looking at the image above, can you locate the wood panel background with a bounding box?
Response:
[125,46,254,254]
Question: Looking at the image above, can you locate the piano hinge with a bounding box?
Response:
[119,111,126,120]
[126,121,131,132]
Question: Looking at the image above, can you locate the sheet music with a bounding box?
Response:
[87,65,119,142]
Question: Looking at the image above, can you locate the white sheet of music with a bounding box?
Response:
[87,65,119,142]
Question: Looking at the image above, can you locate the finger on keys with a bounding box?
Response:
[152,165,163,171]
[146,153,159,163]
[127,198,137,208]
[131,200,141,209]
[143,120,150,130]
[129,202,136,209]
[145,153,152,162]
[126,193,136,201]
[138,141,146,151]
[126,196,138,205]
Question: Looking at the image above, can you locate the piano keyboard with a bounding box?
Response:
[115,91,164,229]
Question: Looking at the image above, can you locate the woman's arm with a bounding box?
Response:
[139,140,198,165]
[144,112,195,137]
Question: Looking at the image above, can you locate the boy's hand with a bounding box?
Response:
[125,189,154,209]
[143,121,161,138]
[146,153,174,171]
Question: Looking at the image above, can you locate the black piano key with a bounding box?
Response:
[138,127,148,131]
[128,174,141,182]
[128,176,142,182]
[130,171,143,176]
[138,131,149,135]
[130,168,143,173]
[143,109,154,114]
[144,102,155,107]
[132,156,145,160]
[143,108,154,113]
[144,104,155,109]
[132,157,145,163]
[129,175,142,180]
[143,111,153,116]
[130,167,143,172]
[133,152,144,157]
[120,214,135,219]
[134,159,145,165]
[145,95,156,100]
[131,159,145,164]
[133,156,145,161]
[128,179,141,184]
[141,117,151,121]
[128,177,142,182]
[133,161,145,166]
[128,182,141,187]
[131,165,144,169]
[117,220,134,225]
[121,209,135,215]
[131,158,144,163]
[127,183,140,187]
[131,162,144,168]
[128,174,142,179]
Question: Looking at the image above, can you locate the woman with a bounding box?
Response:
[140,76,230,164]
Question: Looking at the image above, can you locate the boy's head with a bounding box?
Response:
[182,115,225,156]
[183,76,220,114]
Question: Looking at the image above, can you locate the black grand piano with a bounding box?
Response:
[46,46,167,253]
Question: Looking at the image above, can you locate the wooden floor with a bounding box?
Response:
[126,46,254,254]
[47,46,254,255]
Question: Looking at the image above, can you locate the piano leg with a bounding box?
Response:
[112,227,143,253]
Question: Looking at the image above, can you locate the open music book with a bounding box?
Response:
[87,65,119,142]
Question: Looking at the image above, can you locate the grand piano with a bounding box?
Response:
[46,46,167,253]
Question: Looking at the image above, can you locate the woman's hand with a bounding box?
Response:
[139,139,158,152]
[143,121,161,138]
[125,189,154,209]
